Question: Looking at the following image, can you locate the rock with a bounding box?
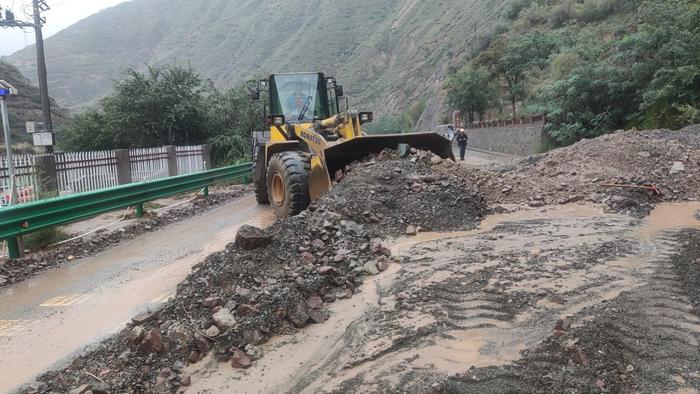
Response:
[569,345,589,366]
[308,308,329,324]
[132,309,159,325]
[234,225,272,250]
[300,251,316,265]
[377,259,390,272]
[205,325,220,337]
[237,304,260,316]
[370,242,392,257]
[202,296,224,309]
[626,364,634,372]
[318,266,336,275]
[129,326,146,345]
[243,329,267,345]
[670,161,686,174]
[362,261,380,275]
[307,296,323,309]
[187,351,202,363]
[312,239,325,249]
[430,156,443,165]
[376,149,392,162]
[405,225,417,236]
[166,324,192,346]
[638,151,651,158]
[289,303,310,328]
[212,308,236,330]
[231,349,253,368]
[410,183,424,193]
[595,379,605,389]
[245,344,264,360]
[555,318,572,331]
[179,375,191,386]
[139,328,164,353]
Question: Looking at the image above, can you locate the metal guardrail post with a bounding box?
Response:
[135,203,144,218]
[6,236,20,259]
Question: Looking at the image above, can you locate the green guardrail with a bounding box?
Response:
[0,163,252,258]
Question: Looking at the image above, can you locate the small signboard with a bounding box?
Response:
[32,132,54,146]
[26,121,42,133]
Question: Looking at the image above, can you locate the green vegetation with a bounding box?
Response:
[446,0,700,145]
[364,101,426,135]
[59,65,263,165]
[7,0,511,121]
[24,227,71,251]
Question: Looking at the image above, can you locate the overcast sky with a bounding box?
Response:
[0,0,130,56]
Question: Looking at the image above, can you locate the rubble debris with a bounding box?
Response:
[465,127,700,216]
[30,151,486,393]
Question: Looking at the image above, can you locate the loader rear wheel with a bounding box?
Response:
[267,151,311,218]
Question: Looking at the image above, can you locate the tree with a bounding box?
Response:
[59,65,263,165]
[477,31,557,117]
[444,66,497,123]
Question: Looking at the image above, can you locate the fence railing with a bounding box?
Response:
[0,155,40,205]
[0,144,210,207]
[56,151,120,195]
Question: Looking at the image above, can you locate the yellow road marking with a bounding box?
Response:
[39,293,91,307]
[150,293,173,304]
[0,320,36,336]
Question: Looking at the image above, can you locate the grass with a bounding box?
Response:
[23,227,72,251]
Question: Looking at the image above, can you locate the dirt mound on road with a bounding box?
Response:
[27,154,485,393]
[316,150,486,235]
[469,127,700,216]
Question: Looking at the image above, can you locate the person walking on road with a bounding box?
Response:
[455,128,468,161]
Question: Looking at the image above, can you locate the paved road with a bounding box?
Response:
[0,194,271,393]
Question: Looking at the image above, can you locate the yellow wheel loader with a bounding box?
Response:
[251,72,453,218]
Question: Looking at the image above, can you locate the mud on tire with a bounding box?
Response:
[253,145,269,204]
[266,151,311,217]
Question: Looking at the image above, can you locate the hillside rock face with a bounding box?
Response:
[0,61,65,147]
[6,0,513,122]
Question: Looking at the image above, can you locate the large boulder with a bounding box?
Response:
[234,225,272,250]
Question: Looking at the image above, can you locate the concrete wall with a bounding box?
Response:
[465,121,545,156]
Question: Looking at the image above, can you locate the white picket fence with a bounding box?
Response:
[130,147,170,182]
[177,145,206,175]
[0,155,40,205]
[0,145,209,207]
[56,151,119,195]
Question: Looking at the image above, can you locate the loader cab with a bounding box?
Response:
[254,72,345,123]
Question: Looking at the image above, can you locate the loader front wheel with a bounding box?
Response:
[267,151,311,218]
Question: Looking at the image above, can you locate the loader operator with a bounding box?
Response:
[285,84,313,121]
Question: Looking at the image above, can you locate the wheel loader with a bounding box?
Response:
[251,72,453,218]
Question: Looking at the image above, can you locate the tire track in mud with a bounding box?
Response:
[442,229,700,394]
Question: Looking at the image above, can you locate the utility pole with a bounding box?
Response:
[0,0,54,153]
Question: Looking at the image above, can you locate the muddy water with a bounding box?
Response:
[184,202,700,393]
[0,196,272,393]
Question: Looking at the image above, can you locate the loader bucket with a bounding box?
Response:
[323,132,454,177]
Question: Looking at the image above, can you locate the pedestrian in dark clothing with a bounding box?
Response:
[456,128,468,160]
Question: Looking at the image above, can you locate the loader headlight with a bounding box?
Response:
[268,115,286,127]
[359,112,373,124]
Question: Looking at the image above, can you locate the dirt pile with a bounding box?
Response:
[25,154,485,393]
[0,185,250,288]
[317,149,486,235]
[468,127,700,215]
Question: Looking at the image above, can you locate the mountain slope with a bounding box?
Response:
[0,61,66,149]
[6,0,512,127]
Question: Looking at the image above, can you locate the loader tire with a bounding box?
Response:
[253,146,269,204]
[267,151,311,218]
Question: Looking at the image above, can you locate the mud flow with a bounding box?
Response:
[183,202,700,393]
